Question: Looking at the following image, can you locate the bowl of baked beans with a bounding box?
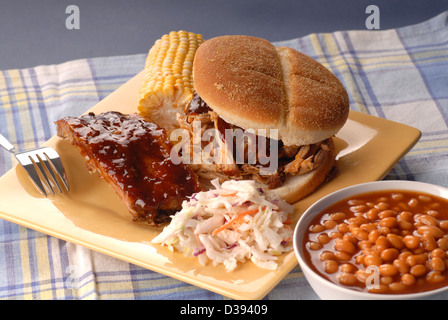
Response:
[294,180,448,300]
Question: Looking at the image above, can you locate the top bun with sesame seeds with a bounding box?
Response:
[192,35,349,146]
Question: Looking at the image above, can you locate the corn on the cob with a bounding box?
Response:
[138,31,204,129]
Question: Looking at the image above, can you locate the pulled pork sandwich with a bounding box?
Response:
[176,35,349,203]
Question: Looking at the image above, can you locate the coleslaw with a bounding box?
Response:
[152,179,295,271]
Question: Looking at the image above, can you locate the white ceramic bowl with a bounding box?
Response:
[293,180,448,300]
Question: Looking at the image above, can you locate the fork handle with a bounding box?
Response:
[0,133,15,153]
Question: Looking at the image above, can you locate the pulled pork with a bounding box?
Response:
[176,93,331,189]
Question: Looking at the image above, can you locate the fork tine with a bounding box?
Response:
[13,146,69,197]
[42,149,69,191]
[16,154,48,197]
[30,154,55,195]
[43,152,68,191]
[38,153,62,193]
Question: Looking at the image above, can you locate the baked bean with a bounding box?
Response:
[406,254,427,267]
[337,223,350,233]
[398,251,412,262]
[387,234,404,250]
[334,239,356,254]
[380,217,398,228]
[353,216,368,225]
[393,259,410,274]
[380,276,394,285]
[317,233,331,245]
[401,230,413,237]
[355,255,365,265]
[418,195,432,202]
[401,273,416,286]
[403,235,420,250]
[379,226,391,236]
[368,284,389,294]
[352,228,369,241]
[338,272,358,286]
[375,202,389,210]
[389,281,407,292]
[343,235,358,245]
[379,264,398,277]
[426,210,440,218]
[340,263,358,274]
[324,260,339,274]
[348,222,358,232]
[329,231,344,239]
[414,214,423,224]
[429,257,446,272]
[320,251,336,261]
[348,199,364,206]
[358,240,373,250]
[310,224,325,233]
[362,248,376,256]
[439,220,448,231]
[421,234,438,252]
[438,237,448,250]
[426,271,445,283]
[375,236,390,252]
[367,201,375,207]
[399,211,413,222]
[304,189,448,295]
[366,208,379,220]
[364,254,382,267]
[414,247,426,255]
[360,223,376,233]
[381,248,399,262]
[355,269,369,282]
[331,212,347,221]
[334,251,352,261]
[419,215,438,226]
[323,220,338,230]
[410,264,427,277]
[397,219,413,231]
[368,230,380,243]
[408,198,419,208]
[430,248,445,259]
[308,241,322,250]
[350,205,367,213]
[391,193,404,201]
[378,210,397,219]
[417,225,444,239]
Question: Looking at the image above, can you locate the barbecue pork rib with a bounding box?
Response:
[56,111,202,225]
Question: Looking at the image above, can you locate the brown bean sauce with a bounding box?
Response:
[303,189,448,294]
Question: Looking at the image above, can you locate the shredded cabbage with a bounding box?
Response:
[152,179,294,271]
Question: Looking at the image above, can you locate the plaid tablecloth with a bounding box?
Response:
[1,11,448,300]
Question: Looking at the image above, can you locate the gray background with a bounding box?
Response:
[1,0,447,70]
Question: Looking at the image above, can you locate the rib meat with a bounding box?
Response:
[55,111,203,225]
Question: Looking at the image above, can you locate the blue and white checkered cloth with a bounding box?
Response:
[0,11,448,299]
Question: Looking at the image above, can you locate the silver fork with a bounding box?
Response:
[0,133,69,196]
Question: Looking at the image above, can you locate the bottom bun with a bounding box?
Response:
[272,138,336,204]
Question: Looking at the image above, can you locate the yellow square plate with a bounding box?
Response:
[0,72,421,300]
